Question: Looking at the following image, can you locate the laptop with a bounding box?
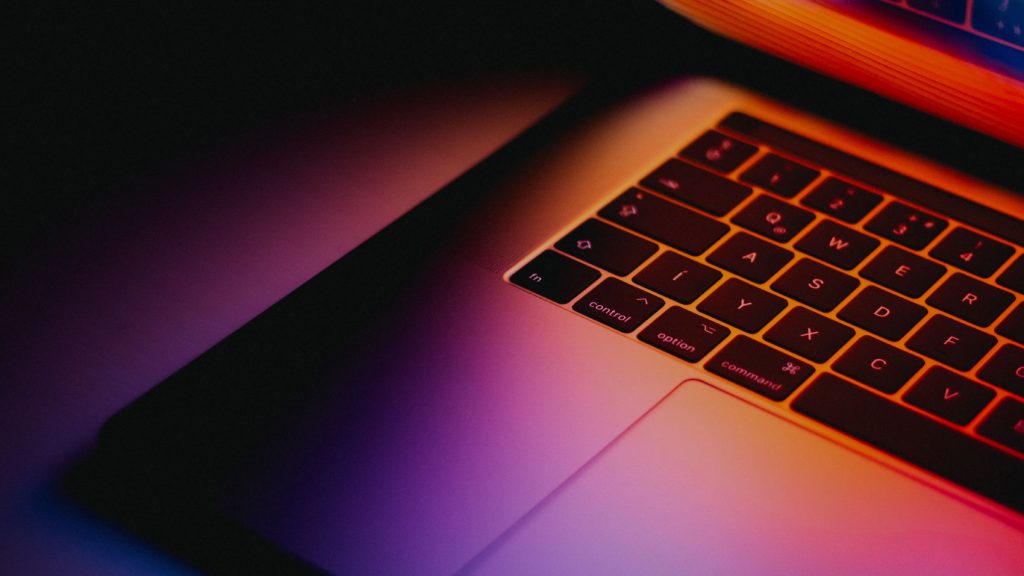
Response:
[70,1,1024,573]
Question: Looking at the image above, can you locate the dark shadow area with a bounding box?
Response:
[17,1,1021,572]
[9,2,1020,276]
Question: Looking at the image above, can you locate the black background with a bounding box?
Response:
[9,2,1019,278]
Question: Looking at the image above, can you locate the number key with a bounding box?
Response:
[801,177,881,223]
[866,202,947,249]
[679,129,758,173]
[930,227,1014,278]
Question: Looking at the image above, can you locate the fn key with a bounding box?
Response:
[511,251,600,304]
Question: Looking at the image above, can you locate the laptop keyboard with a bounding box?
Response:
[883,0,1024,51]
[508,112,1024,512]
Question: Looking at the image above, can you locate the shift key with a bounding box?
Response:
[706,336,813,400]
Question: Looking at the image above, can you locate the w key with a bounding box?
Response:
[795,219,879,270]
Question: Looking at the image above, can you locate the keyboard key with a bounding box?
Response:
[996,302,1024,345]
[801,177,881,223]
[904,366,995,425]
[925,272,1015,327]
[707,335,812,400]
[679,129,758,173]
[600,189,729,255]
[978,344,1024,396]
[764,306,854,362]
[930,227,1014,278]
[634,251,721,304]
[972,0,1024,48]
[641,160,752,216]
[573,278,663,332]
[638,306,729,362]
[731,194,814,242]
[697,278,787,332]
[555,219,657,275]
[511,251,600,304]
[833,335,924,393]
[977,398,1024,456]
[771,258,859,312]
[996,254,1024,294]
[740,153,820,197]
[866,202,948,250]
[859,245,946,298]
[838,286,926,341]
[907,0,968,23]
[707,232,793,283]
[795,219,879,270]
[794,373,1024,513]
[907,314,997,371]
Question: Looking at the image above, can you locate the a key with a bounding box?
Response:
[707,232,793,283]
[996,302,1024,345]
[997,254,1024,294]
[977,398,1024,456]
[906,314,996,371]
[865,202,947,250]
[511,251,600,304]
[972,0,1024,48]
[555,219,657,276]
[573,278,664,332]
[678,129,758,173]
[634,251,722,304]
[740,153,820,197]
[792,373,1024,513]
[641,160,752,216]
[731,194,814,242]
[930,227,1014,278]
[908,0,968,24]
[978,343,1024,396]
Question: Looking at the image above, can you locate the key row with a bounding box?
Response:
[510,251,1024,456]
[556,211,1022,341]
[512,250,1024,397]
[667,130,1023,285]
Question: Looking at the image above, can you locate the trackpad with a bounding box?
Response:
[466,380,1024,575]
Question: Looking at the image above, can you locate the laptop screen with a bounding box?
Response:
[660,0,1024,147]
